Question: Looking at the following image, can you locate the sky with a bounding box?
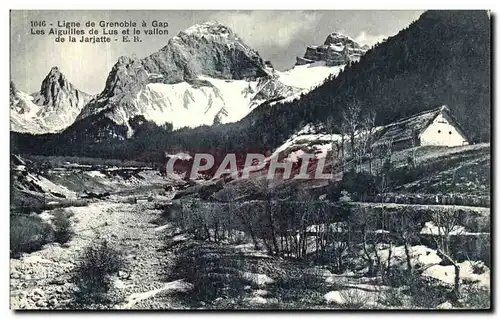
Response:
[10,10,424,95]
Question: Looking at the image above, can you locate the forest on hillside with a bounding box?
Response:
[11,10,490,161]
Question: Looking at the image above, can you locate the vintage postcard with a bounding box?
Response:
[9,10,491,310]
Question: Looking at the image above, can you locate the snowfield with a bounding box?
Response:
[276,62,344,90]
[10,90,55,134]
[133,63,345,130]
[136,79,257,128]
[134,74,297,129]
[272,123,342,160]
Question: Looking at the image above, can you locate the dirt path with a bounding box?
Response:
[10,200,177,310]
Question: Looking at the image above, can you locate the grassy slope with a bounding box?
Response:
[391,144,490,197]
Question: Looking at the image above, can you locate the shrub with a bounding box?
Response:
[377,287,406,308]
[276,271,324,291]
[383,270,448,308]
[169,244,249,306]
[406,277,448,308]
[462,285,490,309]
[52,209,74,244]
[341,170,378,201]
[339,289,371,309]
[10,214,53,257]
[72,240,124,306]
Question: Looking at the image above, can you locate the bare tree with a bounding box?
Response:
[236,202,260,250]
[330,220,349,273]
[361,111,377,174]
[325,116,344,174]
[429,208,464,300]
[351,206,378,275]
[294,189,316,259]
[341,100,362,171]
[249,179,283,256]
[409,128,419,168]
[431,209,463,256]
[391,207,420,274]
[374,138,393,177]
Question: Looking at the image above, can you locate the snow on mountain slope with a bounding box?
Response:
[74,21,290,134]
[135,77,261,129]
[10,67,92,134]
[10,84,50,134]
[268,33,366,106]
[276,62,344,90]
[38,24,366,139]
[71,21,310,136]
[98,73,298,130]
[272,123,342,161]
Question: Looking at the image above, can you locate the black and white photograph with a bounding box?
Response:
[8,9,491,310]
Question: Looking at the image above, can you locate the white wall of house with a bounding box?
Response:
[419,113,469,147]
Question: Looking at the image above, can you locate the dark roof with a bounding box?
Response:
[373,105,468,146]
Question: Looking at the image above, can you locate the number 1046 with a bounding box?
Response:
[30,21,46,27]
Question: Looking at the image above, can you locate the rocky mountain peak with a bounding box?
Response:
[180,20,239,41]
[35,67,74,106]
[73,20,284,130]
[42,66,71,92]
[324,32,359,47]
[10,68,93,134]
[296,32,368,66]
[29,67,91,126]
[75,56,147,123]
[139,20,269,83]
[48,66,62,75]
[104,56,147,95]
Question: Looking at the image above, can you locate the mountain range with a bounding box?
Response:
[10,67,92,134]
[11,21,366,136]
[11,10,490,161]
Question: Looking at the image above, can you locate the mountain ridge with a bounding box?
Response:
[10,67,92,134]
[296,32,369,66]
[69,21,362,136]
[12,11,489,162]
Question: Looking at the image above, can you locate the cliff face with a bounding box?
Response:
[142,20,270,83]
[296,33,368,66]
[73,20,301,135]
[10,67,92,134]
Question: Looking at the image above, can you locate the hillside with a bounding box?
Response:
[11,11,489,160]
[9,10,491,311]
[10,68,92,134]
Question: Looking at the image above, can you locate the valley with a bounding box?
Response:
[9,140,491,309]
[9,9,491,311]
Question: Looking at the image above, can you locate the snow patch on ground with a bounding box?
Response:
[377,245,442,269]
[324,288,378,307]
[423,261,490,288]
[154,223,173,232]
[85,170,107,178]
[22,255,53,264]
[244,296,268,305]
[276,62,344,90]
[420,221,467,236]
[233,243,272,258]
[113,278,134,289]
[241,272,275,287]
[272,123,342,160]
[172,234,189,242]
[253,289,270,297]
[37,212,54,222]
[24,173,77,199]
[118,279,193,309]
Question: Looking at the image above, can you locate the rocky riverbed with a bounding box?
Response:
[10,197,187,310]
